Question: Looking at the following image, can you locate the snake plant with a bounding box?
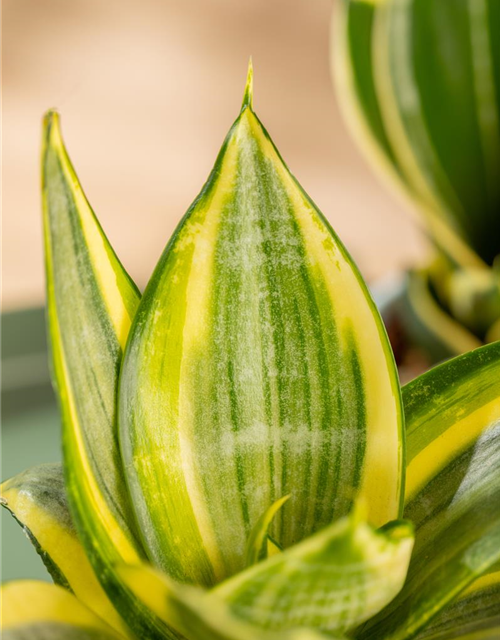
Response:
[2,64,500,640]
[333,0,500,364]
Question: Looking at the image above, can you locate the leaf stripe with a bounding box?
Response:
[42,113,178,639]
[358,342,500,639]
[469,0,500,219]
[1,582,123,640]
[0,465,126,635]
[119,71,403,587]
[333,0,488,269]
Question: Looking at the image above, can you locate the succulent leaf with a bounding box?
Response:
[211,507,413,635]
[358,341,500,639]
[244,495,289,567]
[42,113,174,639]
[117,563,343,640]
[414,563,500,640]
[1,581,124,640]
[119,64,404,586]
[332,0,488,269]
[0,464,126,635]
[400,269,482,362]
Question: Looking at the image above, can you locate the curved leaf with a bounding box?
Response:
[0,464,125,635]
[119,62,404,586]
[212,508,413,636]
[358,341,500,639]
[415,564,500,640]
[117,563,343,640]
[445,268,500,336]
[1,581,123,639]
[372,0,500,264]
[42,112,174,638]
[244,495,289,567]
[332,0,486,269]
[400,268,482,363]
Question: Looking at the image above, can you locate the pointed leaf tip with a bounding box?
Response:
[241,57,254,110]
[42,109,63,152]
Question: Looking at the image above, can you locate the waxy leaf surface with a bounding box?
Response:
[119,66,404,586]
[117,564,341,640]
[333,0,493,268]
[358,341,500,639]
[213,509,413,636]
[244,495,289,567]
[42,112,174,639]
[2,581,123,640]
[0,464,124,635]
[415,563,500,640]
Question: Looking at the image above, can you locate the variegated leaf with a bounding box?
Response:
[1,581,124,640]
[400,268,481,362]
[212,507,413,635]
[119,62,404,586]
[0,464,125,635]
[42,112,176,639]
[371,0,500,264]
[117,563,344,640]
[357,341,500,639]
[244,495,289,567]
[415,563,500,640]
[332,0,487,269]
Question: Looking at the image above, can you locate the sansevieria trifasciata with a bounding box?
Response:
[2,62,499,640]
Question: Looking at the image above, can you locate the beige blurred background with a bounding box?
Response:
[2,0,426,311]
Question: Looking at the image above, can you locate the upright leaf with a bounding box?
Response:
[332,0,487,269]
[371,0,500,264]
[119,62,404,586]
[244,495,289,567]
[358,342,500,639]
[0,464,125,635]
[1,581,123,640]
[213,508,413,636]
[42,112,174,638]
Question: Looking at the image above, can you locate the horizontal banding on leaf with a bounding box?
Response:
[119,65,404,587]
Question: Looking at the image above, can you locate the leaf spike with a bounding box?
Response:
[42,108,62,149]
[241,57,254,111]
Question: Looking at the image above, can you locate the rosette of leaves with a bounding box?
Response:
[333,0,500,366]
[2,64,500,640]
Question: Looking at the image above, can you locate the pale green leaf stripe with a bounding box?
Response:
[0,464,125,636]
[119,63,404,587]
[42,112,176,639]
[1,581,123,640]
[357,341,500,639]
[332,0,485,270]
[415,564,500,640]
[212,508,413,636]
[244,495,289,567]
[373,0,466,236]
[374,0,500,264]
[117,563,344,640]
[42,110,140,547]
[332,0,407,189]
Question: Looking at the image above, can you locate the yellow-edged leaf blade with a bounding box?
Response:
[213,508,413,636]
[1,581,123,640]
[0,464,126,636]
[358,342,500,639]
[119,65,404,586]
[42,112,176,639]
[117,563,343,640]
